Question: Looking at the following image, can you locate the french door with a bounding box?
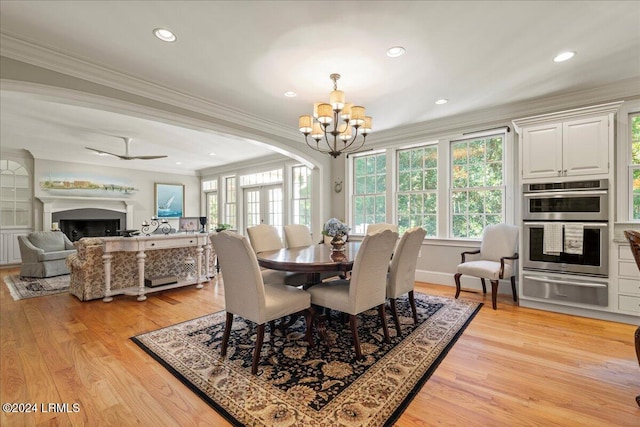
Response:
[244,184,284,235]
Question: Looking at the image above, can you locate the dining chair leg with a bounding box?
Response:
[378,304,390,344]
[349,314,363,360]
[252,323,266,375]
[389,298,401,336]
[454,273,462,298]
[490,280,498,310]
[304,308,314,348]
[221,312,233,357]
[408,290,418,324]
[480,278,487,294]
[510,276,518,302]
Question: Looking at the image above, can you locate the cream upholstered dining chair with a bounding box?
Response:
[247,224,307,287]
[366,223,398,235]
[211,231,313,375]
[308,229,398,360]
[387,226,427,335]
[283,224,314,247]
[454,223,519,310]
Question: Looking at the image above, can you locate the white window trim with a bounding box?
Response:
[615,101,640,223]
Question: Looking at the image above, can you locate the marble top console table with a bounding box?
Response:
[102,233,212,302]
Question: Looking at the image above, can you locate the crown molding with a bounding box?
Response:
[368,78,640,147]
[0,33,298,142]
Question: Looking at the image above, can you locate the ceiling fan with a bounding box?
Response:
[85,137,168,160]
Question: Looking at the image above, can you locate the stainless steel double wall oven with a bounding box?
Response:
[521,179,609,306]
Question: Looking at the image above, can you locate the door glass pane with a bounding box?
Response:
[245,189,260,228]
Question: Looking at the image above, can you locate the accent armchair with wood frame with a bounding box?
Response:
[623,229,640,407]
[454,223,519,310]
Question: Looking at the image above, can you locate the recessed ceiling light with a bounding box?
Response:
[284,91,297,98]
[435,99,448,105]
[209,152,216,156]
[175,161,182,165]
[153,28,177,42]
[386,46,406,58]
[553,51,576,62]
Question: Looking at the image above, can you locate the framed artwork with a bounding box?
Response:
[179,217,199,232]
[155,183,185,218]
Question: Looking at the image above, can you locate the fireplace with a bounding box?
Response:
[53,208,126,242]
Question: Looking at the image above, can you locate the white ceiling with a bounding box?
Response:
[1,1,639,174]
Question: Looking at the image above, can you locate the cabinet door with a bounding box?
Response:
[562,116,609,176]
[521,123,563,179]
[7,233,26,264]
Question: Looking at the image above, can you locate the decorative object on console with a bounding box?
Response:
[322,217,350,252]
[141,217,171,236]
[298,73,372,158]
[155,183,184,218]
[215,223,231,232]
[199,216,207,233]
[118,229,140,237]
[179,217,199,233]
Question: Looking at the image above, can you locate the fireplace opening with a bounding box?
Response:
[53,208,126,242]
[60,219,120,241]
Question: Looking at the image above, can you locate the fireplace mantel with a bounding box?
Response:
[36,196,135,230]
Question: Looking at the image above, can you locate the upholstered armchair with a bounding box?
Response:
[18,231,76,278]
[454,223,519,310]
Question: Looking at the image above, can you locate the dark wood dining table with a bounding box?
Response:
[256,241,361,288]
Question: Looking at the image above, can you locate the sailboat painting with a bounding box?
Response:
[155,183,184,218]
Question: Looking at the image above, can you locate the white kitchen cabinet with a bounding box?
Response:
[520,116,609,180]
[616,242,640,315]
[514,102,621,182]
[0,229,29,265]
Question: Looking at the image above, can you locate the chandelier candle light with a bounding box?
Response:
[298,73,372,158]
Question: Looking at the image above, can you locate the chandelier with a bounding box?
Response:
[298,73,372,158]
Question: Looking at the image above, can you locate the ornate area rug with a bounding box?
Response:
[3,274,70,300]
[132,293,481,426]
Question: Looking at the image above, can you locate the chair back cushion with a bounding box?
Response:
[246,224,283,253]
[624,230,640,270]
[366,223,398,235]
[388,227,427,298]
[28,231,65,252]
[349,229,398,313]
[284,224,313,248]
[480,223,519,262]
[211,231,266,323]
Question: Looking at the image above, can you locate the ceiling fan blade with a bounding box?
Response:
[129,155,169,160]
[86,139,167,160]
[85,146,122,157]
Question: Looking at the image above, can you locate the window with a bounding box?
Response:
[450,134,504,238]
[291,165,312,228]
[397,145,437,236]
[631,113,640,220]
[352,152,386,234]
[240,169,282,186]
[0,160,30,227]
[202,179,218,231]
[224,176,236,229]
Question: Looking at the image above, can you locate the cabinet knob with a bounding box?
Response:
[557,170,562,176]
[151,243,155,246]
[563,169,567,176]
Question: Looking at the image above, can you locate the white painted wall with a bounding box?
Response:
[32,158,200,232]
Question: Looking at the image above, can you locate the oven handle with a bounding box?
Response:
[524,275,607,288]
[523,190,608,198]
[522,222,608,228]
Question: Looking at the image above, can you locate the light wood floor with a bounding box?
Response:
[1,267,638,426]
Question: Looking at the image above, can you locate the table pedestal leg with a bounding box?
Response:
[136,250,147,301]
[102,253,113,302]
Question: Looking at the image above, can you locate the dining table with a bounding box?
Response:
[256,241,361,288]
